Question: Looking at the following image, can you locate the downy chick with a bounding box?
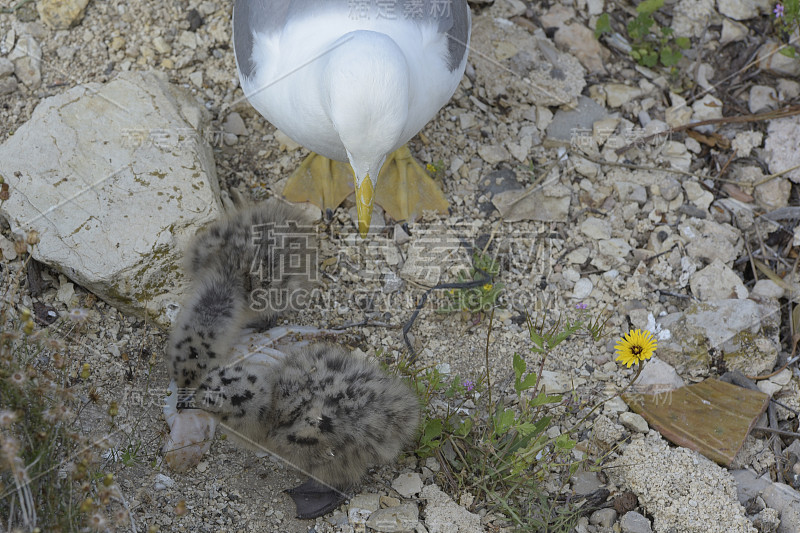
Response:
[167,199,317,395]
[194,344,421,518]
[163,199,317,470]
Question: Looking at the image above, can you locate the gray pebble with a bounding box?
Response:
[660,177,681,201]
[621,511,652,533]
[589,508,617,527]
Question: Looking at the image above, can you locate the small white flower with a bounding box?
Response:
[68,308,90,323]
[0,410,17,426]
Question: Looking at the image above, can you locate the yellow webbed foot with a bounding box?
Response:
[282,153,354,214]
[375,145,449,223]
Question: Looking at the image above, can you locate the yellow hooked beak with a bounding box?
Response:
[355,175,374,238]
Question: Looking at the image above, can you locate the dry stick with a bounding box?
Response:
[578,153,716,182]
[615,105,800,156]
[715,149,737,181]
[402,266,494,360]
[754,162,800,187]
[743,228,759,286]
[754,426,800,439]
[769,401,784,484]
[485,308,495,407]
[746,254,800,382]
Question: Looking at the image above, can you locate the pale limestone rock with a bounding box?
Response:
[718,0,772,20]
[36,0,90,29]
[9,34,41,88]
[391,473,423,499]
[692,94,723,134]
[758,42,800,77]
[610,434,757,533]
[605,83,642,108]
[765,115,800,183]
[689,259,748,300]
[672,0,715,38]
[749,85,778,114]
[471,14,586,108]
[0,71,222,328]
[422,484,483,533]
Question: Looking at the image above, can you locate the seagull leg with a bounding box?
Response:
[285,479,349,519]
[282,152,354,213]
[374,144,449,223]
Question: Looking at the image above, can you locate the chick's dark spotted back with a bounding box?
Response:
[168,199,318,390]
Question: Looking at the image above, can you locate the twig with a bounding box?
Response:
[754,163,800,187]
[655,289,691,299]
[577,152,719,182]
[753,426,800,439]
[716,149,737,181]
[485,308,494,407]
[746,354,800,381]
[769,401,783,483]
[402,270,493,361]
[615,105,800,156]
[644,244,679,264]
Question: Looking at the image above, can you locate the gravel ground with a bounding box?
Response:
[2,0,800,531]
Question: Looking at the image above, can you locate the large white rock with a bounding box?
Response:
[718,0,772,20]
[470,14,586,108]
[610,434,757,533]
[0,71,222,327]
[689,259,748,300]
[422,484,483,533]
[765,115,800,183]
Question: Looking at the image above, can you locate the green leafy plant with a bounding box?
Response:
[0,240,133,531]
[596,0,691,68]
[439,252,504,316]
[773,1,800,58]
[407,304,622,531]
[425,159,446,180]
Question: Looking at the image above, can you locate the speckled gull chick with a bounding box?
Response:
[234,0,471,236]
[164,198,420,519]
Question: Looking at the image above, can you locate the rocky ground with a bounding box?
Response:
[1,0,800,532]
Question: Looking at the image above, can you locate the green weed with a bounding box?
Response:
[408,304,619,531]
[438,252,504,316]
[0,242,133,531]
[596,0,691,69]
[774,0,800,58]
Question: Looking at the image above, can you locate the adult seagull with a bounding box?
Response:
[233,0,471,236]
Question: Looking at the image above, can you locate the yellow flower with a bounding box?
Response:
[614,329,657,368]
[482,283,493,292]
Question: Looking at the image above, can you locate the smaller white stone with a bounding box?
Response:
[757,380,783,397]
[605,83,642,107]
[177,30,198,49]
[572,278,593,299]
[392,473,423,499]
[153,473,175,490]
[223,112,249,136]
[770,369,793,387]
[720,18,748,45]
[56,281,75,306]
[188,71,203,88]
[749,85,778,114]
[751,279,785,300]
[580,216,612,240]
[691,94,723,134]
[619,412,649,433]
